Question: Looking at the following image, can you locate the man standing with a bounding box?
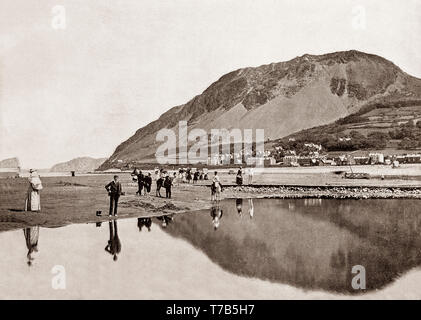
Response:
[236,167,243,185]
[164,175,173,199]
[105,175,123,217]
[144,173,152,194]
[136,170,144,195]
[156,174,164,197]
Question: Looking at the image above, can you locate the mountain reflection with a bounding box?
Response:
[159,198,421,293]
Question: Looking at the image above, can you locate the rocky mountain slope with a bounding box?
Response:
[50,157,107,172]
[100,50,421,168]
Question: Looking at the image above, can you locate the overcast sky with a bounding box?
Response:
[1,0,420,168]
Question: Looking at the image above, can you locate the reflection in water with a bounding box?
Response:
[156,215,174,228]
[23,226,39,266]
[8,198,421,296]
[137,218,152,232]
[160,198,421,293]
[210,201,224,230]
[235,198,254,219]
[248,199,254,219]
[304,198,323,207]
[236,198,243,217]
[105,220,121,261]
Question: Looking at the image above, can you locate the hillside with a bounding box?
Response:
[100,50,421,169]
[275,99,421,154]
[50,157,107,172]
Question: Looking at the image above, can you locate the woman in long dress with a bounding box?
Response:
[25,169,43,212]
[247,167,254,185]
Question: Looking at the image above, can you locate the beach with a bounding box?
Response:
[1,164,421,232]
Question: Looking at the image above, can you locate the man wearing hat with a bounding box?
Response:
[105,175,123,217]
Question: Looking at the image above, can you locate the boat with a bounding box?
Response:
[344,172,370,179]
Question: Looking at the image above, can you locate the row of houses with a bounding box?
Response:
[280,153,421,167]
[161,151,421,167]
[207,150,273,166]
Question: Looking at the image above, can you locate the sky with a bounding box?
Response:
[0,0,420,168]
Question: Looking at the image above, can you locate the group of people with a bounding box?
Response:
[177,168,209,184]
[106,169,223,217]
[23,166,252,222]
[131,169,153,196]
[132,168,175,198]
[105,169,177,217]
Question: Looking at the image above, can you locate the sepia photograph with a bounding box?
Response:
[1,0,421,310]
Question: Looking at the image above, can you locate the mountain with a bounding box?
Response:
[99,50,421,169]
[50,157,107,172]
[0,157,20,169]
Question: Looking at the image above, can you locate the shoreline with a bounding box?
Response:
[222,185,421,200]
[1,175,421,234]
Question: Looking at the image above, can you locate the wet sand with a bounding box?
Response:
[1,168,421,232]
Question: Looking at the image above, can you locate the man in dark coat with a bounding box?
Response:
[144,173,152,194]
[105,175,123,217]
[136,170,145,195]
[186,169,192,183]
[236,167,243,185]
[193,171,199,184]
[156,175,164,197]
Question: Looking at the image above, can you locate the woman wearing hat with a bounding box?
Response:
[25,169,43,212]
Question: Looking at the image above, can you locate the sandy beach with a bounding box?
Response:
[1,165,421,233]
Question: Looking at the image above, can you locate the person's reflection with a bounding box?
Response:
[156,215,173,228]
[236,198,243,217]
[105,220,121,261]
[137,217,152,232]
[211,202,223,230]
[248,198,254,219]
[23,226,39,266]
